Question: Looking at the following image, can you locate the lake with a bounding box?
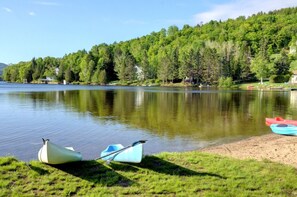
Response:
[1,82,296,161]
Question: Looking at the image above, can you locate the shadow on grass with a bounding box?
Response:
[27,163,50,175]
[108,162,140,172]
[110,155,225,179]
[51,160,135,187]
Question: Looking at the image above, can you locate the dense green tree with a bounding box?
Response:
[5,65,19,82]
[167,46,179,82]
[156,46,179,83]
[2,67,11,81]
[139,52,154,80]
[79,55,95,83]
[114,45,137,81]
[167,25,179,38]
[65,67,74,83]
[157,49,171,83]
[270,50,290,75]
[19,62,33,83]
[238,41,253,81]
[179,45,202,83]
[290,60,297,72]
[31,58,41,81]
[201,47,220,84]
[98,70,107,84]
[250,54,274,84]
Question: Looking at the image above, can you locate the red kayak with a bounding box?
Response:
[265,117,297,126]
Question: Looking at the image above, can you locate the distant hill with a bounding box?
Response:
[0,63,7,80]
[3,7,297,84]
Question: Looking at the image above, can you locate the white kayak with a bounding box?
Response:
[38,139,82,164]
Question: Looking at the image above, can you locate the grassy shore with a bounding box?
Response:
[237,82,297,90]
[1,152,297,196]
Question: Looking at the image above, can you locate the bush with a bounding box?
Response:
[218,77,234,88]
[269,75,291,83]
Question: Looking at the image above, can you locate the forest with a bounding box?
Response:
[2,7,297,86]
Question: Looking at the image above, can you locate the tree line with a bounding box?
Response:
[3,7,297,85]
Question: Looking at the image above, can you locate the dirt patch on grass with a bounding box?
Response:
[200,134,297,168]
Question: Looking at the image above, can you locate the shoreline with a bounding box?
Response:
[200,133,297,168]
[0,134,296,168]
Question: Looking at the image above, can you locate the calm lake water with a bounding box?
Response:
[1,82,296,161]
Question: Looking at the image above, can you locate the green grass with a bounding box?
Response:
[1,152,297,196]
[238,81,297,90]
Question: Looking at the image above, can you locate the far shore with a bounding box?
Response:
[5,80,297,91]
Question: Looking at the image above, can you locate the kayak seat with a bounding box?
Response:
[277,124,288,127]
[105,144,124,152]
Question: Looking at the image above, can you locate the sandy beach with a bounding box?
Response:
[200,134,297,168]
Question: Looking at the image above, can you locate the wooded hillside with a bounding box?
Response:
[3,7,297,85]
[0,63,7,80]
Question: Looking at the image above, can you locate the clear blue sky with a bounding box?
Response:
[1,0,296,64]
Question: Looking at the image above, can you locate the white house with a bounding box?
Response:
[135,65,144,81]
[55,67,59,75]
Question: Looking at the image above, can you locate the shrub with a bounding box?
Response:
[218,77,234,88]
[269,75,291,83]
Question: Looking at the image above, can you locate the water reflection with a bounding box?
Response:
[1,84,297,161]
[290,91,297,108]
[8,87,295,139]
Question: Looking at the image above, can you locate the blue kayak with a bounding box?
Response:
[270,124,297,136]
[100,141,145,163]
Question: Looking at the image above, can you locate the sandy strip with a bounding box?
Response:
[200,134,297,168]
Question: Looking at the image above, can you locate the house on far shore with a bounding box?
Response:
[290,71,297,84]
[135,65,144,81]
